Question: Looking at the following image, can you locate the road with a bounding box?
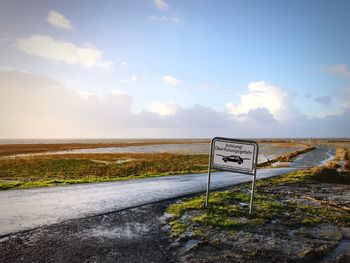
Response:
[0,146,334,237]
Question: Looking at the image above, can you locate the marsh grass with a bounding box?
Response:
[0,153,209,190]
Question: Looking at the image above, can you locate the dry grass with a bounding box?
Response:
[344,148,350,171]
[0,139,210,157]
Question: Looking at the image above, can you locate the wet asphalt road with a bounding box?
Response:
[0,168,298,236]
[0,146,333,237]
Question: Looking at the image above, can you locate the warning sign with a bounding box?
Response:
[211,137,258,174]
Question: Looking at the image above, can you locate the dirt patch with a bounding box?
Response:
[0,202,177,263]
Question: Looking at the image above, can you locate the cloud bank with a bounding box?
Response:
[0,71,349,138]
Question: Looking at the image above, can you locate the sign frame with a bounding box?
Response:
[205,137,259,215]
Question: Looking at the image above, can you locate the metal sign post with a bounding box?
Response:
[249,169,257,215]
[205,141,214,208]
[205,137,259,215]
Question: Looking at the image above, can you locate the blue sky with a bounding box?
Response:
[0,0,350,138]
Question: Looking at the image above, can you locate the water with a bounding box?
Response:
[290,146,336,167]
[8,142,304,164]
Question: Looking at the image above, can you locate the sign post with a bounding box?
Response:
[205,137,259,215]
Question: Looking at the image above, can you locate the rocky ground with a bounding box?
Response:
[169,183,350,263]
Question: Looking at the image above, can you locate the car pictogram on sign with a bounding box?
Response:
[216,154,250,165]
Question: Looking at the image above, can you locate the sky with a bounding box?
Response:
[0,0,350,138]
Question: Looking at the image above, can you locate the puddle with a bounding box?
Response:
[320,148,336,165]
[321,239,350,262]
[84,223,150,240]
[271,161,292,167]
[115,159,132,164]
[289,147,335,168]
[183,239,200,252]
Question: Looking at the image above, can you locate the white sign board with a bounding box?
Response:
[211,137,258,175]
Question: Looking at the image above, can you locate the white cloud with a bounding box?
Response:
[1,71,349,138]
[78,91,94,100]
[148,15,179,23]
[163,75,181,85]
[0,66,29,74]
[325,64,350,78]
[154,0,169,11]
[118,76,138,83]
[226,81,296,121]
[111,89,127,96]
[47,10,73,30]
[147,102,180,116]
[15,35,112,69]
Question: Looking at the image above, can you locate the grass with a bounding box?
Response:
[167,190,290,236]
[167,148,350,237]
[0,153,209,190]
